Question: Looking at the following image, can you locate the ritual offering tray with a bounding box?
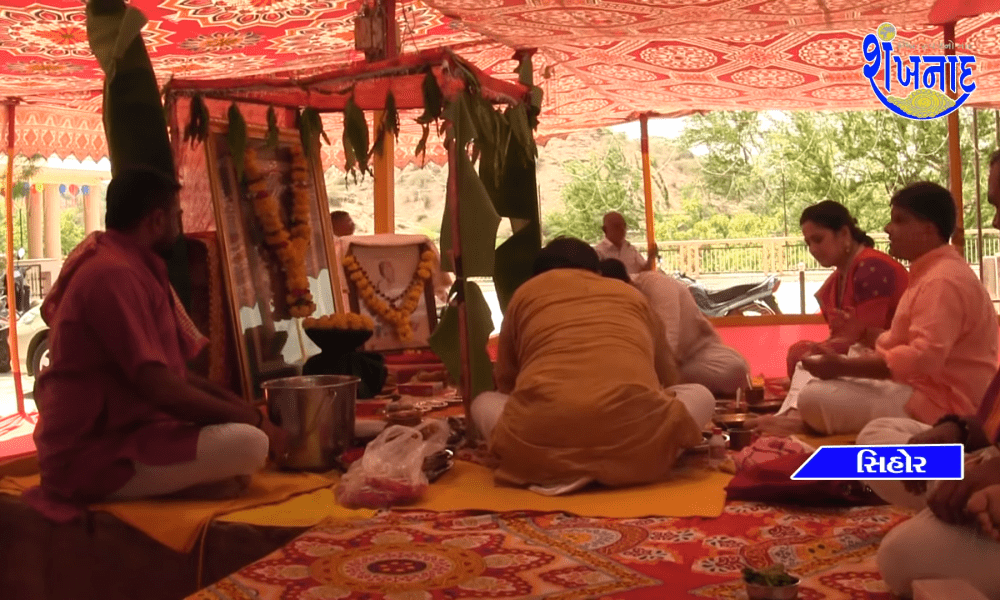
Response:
[743,565,800,600]
[747,400,784,414]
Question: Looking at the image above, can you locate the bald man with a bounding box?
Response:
[594,212,657,274]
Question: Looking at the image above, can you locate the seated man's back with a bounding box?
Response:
[491,268,702,487]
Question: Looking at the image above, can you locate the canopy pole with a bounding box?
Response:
[639,113,656,269]
[945,22,965,256]
[372,0,397,234]
[973,108,984,280]
[3,100,26,418]
[445,132,473,440]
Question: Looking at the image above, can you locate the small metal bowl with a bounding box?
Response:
[713,412,755,429]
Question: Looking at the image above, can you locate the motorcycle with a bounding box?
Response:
[0,248,35,373]
[672,272,782,317]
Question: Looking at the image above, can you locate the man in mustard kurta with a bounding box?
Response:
[471,238,708,494]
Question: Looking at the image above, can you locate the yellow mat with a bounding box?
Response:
[0,470,334,553]
[409,461,732,518]
[218,488,376,526]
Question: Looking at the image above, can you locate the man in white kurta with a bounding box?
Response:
[605,263,750,396]
[593,212,656,274]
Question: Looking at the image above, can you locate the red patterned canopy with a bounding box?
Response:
[2,0,999,164]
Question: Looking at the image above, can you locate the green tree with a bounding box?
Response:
[544,138,646,242]
[0,154,43,253]
[60,207,85,257]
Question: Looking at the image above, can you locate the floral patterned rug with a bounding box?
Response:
[189,502,912,600]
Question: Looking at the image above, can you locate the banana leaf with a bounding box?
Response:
[343,97,370,179]
[226,103,247,183]
[428,280,495,402]
[87,0,174,178]
[493,221,541,312]
[416,69,443,125]
[183,94,210,148]
[265,106,279,150]
[87,0,191,306]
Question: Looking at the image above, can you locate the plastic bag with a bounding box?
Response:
[336,419,449,509]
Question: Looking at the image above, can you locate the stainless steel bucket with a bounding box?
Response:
[262,374,360,471]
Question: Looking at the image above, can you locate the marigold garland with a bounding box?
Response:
[342,250,435,342]
[245,146,316,318]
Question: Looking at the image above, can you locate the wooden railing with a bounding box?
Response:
[652,230,1000,276]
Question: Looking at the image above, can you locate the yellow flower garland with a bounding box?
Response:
[342,250,435,342]
[245,146,316,319]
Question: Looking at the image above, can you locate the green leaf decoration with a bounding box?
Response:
[226,103,247,183]
[439,94,501,277]
[342,122,357,183]
[265,106,279,150]
[343,96,370,179]
[493,221,541,312]
[87,0,174,178]
[416,69,444,125]
[183,94,209,148]
[415,123,431,165]
[370,90,399,161]
[505,104,537,161]
[428,280,495,402]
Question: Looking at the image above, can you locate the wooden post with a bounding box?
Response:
[640,114,656,269]
[372,0,397,234]
[3,101,26,418]
[945,22,965,256]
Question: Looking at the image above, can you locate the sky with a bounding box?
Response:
[608,116,689,140]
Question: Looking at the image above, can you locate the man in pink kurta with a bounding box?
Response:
[29,167,285,519]
[800,181,998,434]
[874,243,998,423]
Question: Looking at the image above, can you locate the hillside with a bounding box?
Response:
[323,127,700,242]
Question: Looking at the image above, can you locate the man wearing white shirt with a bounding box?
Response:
[593,212,657,274]
[600,259,751,397]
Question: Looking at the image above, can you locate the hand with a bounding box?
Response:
[967,484,1000,542]
[800,352,845,380]
[828,308,867,345]
[902,423,965,496]
[257,410,289,461]
[927,456,1000,526]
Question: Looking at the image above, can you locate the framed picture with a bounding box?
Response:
[342,234,439,352]
[205,123,344,401]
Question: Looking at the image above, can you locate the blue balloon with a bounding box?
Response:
[81,185,90,195]
[59,184,67,194]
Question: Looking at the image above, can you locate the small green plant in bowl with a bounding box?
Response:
[743,565,799,600]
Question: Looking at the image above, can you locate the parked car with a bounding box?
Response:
[0,302,49,377]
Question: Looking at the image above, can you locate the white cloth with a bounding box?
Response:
[108,423,269,499]
[633,272,749,395]
[471,383,715,445]
[861,418,1000,600]
[796,377,912,435]
[857,417,1000,509]
[594,238,647,274]
[877,510,1000,600]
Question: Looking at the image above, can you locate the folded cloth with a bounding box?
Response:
[726,452,885,507]
[1,470,333,553]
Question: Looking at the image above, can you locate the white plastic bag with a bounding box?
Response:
[336,419,449,509]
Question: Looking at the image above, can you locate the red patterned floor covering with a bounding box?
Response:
[190,502,913,600]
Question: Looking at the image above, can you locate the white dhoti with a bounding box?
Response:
[778,347,912,435]
[678,343,751,397]
[858,417,1000,600]
[109,423,269,500]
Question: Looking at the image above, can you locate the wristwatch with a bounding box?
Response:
[934,414,969,444]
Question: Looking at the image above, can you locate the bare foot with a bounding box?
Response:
[159,475,253,501]
[967,484,1000,542]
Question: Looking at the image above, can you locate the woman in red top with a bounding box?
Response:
[786,201,909,376]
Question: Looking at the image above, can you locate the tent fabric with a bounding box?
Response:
[1,1,999,164]
[0,105,108,162]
